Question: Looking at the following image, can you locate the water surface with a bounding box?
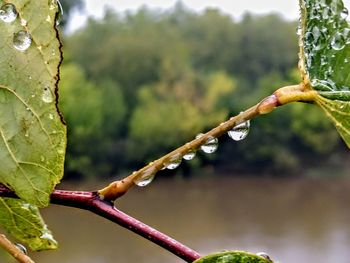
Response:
[2,176,350,263]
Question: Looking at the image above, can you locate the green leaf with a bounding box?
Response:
[315,95,350,147]
[0,198,57,251]
[193,251,273,263]
[0,0,66,206]
[299,0,350,147]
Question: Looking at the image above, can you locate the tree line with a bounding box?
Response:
[59,3,347,179]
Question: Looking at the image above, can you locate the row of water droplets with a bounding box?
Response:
[134,120,250,187]
[301,0,350,92]
[0,1,62,52]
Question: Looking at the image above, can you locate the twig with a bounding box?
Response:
[0,185,201,262]
[0,234,35,263]
[98,84,318,200]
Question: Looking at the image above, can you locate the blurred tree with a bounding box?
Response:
[128,69,235,161]
[59,64,126,178]
[61,6,347,177]
[232,14,298,88]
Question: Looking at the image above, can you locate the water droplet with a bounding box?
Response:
[21,203,31,210]
[40,155,45,162]
[42,87,54,103]
[200,136,218,154]
[166,154,182,170]
[183,150,196,161]
[49,0,64,25]
[330,0,344,14]
[257,252,272,261]
[49,113,54,120]
[311,79,336,91]
[134,167,156,187]
[343,28,350,44]
[56,0,64,26]
[341,7,349,19]
[13,31,32,51]
[217,254,234,263]
[15,243,27,255]
[0,3,17,23]
[305,26,327,50]
[296,26,302,36]
[40,231,55,243]
[331,32,346,50]
[228,120,250,141]
[322,7,332,19]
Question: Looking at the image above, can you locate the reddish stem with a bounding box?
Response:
[0,184,201,262]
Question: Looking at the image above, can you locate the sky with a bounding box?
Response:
[68,0,350,32]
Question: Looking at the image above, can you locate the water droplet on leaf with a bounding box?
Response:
[322,7,332,19]
[42,87,54,103]
[40,230,55,243]
[56,0,64,26]
[228,120,250,141]
[0,3,17,23]
[49,0,64,25]
[13,31,32,51]
[331,32,346,50]
[134,167,156,187]
[341,7,349,19]
[217,254,235,263]
[257,252,272,261]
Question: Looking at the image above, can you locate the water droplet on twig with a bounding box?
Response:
[134,167,156,187]
[228,120,250,141]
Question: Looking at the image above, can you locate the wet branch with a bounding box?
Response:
[0,184,201,263]
[98,84,317,201]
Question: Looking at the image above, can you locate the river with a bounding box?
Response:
[2,176,350,263]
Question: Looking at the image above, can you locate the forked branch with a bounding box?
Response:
[0,185,201,263]
[0,84,318,263]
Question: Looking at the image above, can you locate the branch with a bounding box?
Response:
[98,84,318,200]
[0,234,34,263]
[0,83,318,263]
[0,185,201,263]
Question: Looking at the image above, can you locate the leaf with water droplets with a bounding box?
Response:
[0,0,65,251]
[0,198,57,250]
[0,0,66,206]
[299,0,350,148]
[193,251,273,263]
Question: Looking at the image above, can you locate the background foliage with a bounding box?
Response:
[59,2,348,179]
